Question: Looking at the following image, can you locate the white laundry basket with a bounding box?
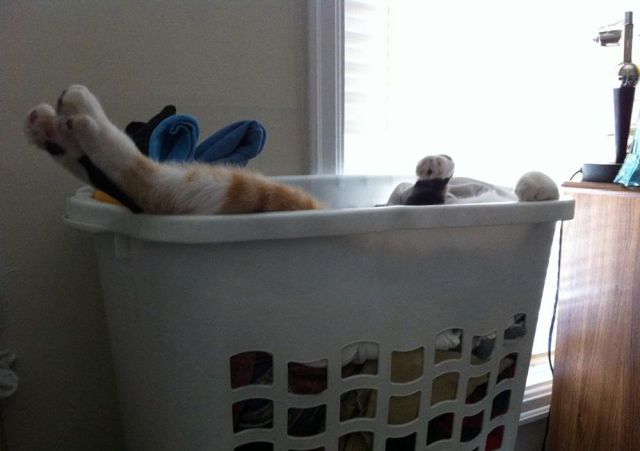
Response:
[64,175,573,451]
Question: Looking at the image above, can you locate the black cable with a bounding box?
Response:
[541,412,551,451]
[569,168,583,181]
[541,221,563,451]
[541,169,580,451]
[547,221,564,376]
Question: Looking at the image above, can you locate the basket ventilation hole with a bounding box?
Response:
[471,331,496,364]
[339,432,373,450]
[340,389,377,421]
[497,353,518,383]
[341,342,378,378]
[491,390,512,419]
[233,399,273,433]
[391,347,423,383]
[434,328,463,363]
[461,411,484,442]
[431,372,459,406]
[288,360,327,395]
[230,351,273,389]
[388,391,420,425]
[385,433,416,451]
[427,412,454,445]
[288,405,326,437]
[504,313,527,345]
[486,426,505,451]
[466,372,490,404]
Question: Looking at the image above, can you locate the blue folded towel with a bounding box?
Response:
[194,120,267,165]
[148,115,266,166]
[148,114,200,163]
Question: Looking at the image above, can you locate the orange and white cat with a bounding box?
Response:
[24,85,321,214]
[25,85,558,214]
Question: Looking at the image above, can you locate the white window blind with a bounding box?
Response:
[344,0,640,186]
[344,0,390,174]
[343,0,639,363]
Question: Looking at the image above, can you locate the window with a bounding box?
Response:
[342,0,639,185]
[310,0,640,420]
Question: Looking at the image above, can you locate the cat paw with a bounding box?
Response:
[24,103,56,149]
[416,154,455,180]
[54,85,112,155]
[25,103,80,157]
[515,172,559,201]
[63,114,100,143]
[25,102,93,183]
[56,85,107,124]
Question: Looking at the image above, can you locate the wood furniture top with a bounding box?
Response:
[548,183,640,451]
[561,181,640,197]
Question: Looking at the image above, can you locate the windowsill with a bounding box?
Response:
[519,355,553,425]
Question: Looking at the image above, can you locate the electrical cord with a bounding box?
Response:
[568,168,583,182]
[541,168,581,451]
[540,221,563,451]
[547,221,564,377]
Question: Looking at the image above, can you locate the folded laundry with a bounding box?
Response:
[232,350,517,450]
[125,105,177,155]
[147,114,200,163]
[192,120,266,166]
[303,317,524,370]
[436,329,462,350]
[230,320,523,448]
[303,342,379,369]
[126,107,267,166]
[93,109,268,210]
[504,314,527,342]
[288,363,327,395]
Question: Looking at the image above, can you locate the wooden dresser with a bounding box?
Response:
[548,182,640,451]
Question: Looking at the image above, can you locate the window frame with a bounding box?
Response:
[308,0,552,424]
[308,0,344,175]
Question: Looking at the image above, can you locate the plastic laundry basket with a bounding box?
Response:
[64,175,574,451]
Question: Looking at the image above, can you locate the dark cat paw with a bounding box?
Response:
[415,154,455,180]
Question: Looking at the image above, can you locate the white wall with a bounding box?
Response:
[0,1,308,449]
[0,1,548,449]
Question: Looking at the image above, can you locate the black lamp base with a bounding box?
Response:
[581,163,622,183]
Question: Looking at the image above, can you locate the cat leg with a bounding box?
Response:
[405,154,456,205]
[24,103,90,184]
[55,85,152,184]
[56,84,110,124]
[515,172,559,201]
[56,86,201,213]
